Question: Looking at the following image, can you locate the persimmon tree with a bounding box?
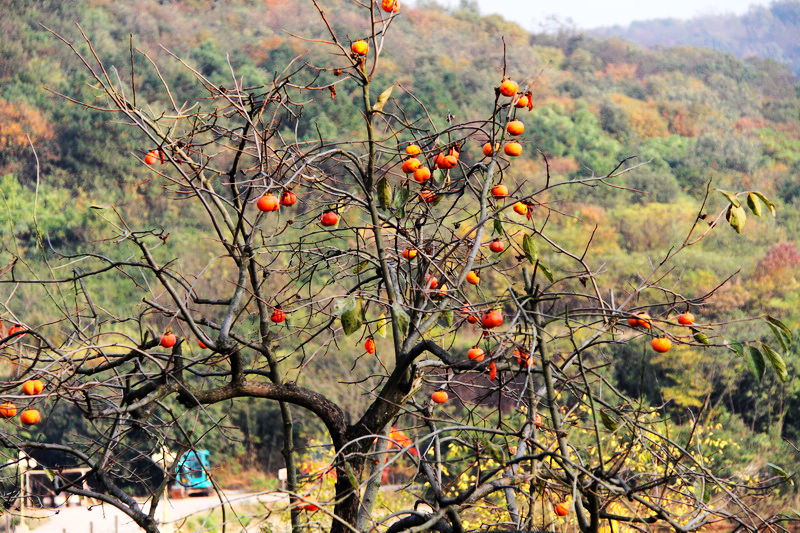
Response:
[0,1,794,532]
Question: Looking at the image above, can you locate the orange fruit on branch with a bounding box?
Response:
[491,184,509,198]
[651,337,672,353]
[320,211,339,226]
[465,271,480,285]
[489,239,505,253]
[22,380,44,396]
[504,142,523,157]
[467,346,485,362]
[515,95,529,108]
[413,167,431,183]
[160,333,177,348]
[431,390,448,404]
[677,312,695,325]
[257,193,280,212]
[482,142,499,157]
[271,308,286,323]
[20,409,41,426]
[506,120,525,136]
[351,40,369,56]
[419,189,437,203]
[0,402,17,419]
[499,79,518,97]
[8,325,26,336]
[488,361,497,381]
[381,0,399,13]
[401,158,422,173]
[513,202,528,216]
[481,310,503,329]
[534,413,543,428]
[405,144,420,156]
[364,337,376,354]
[280,191,297,206]
[402,248,417,260]
[554,502,569,516]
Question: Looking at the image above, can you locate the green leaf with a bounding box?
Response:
[767,463,794,486]
[726,204,746,233]
[375,312,388,338]
[761,343,788,382]
[341,298,363,335]
[353,260,371,275]
[377,178,392,210]
[717,189,741,207]
[393,187,409,209]
[372,84,394,112]
[492,218,504,236]
[599,409,619,432]
[746,193,762,217]
[693,330,711,345]
[766,322,790,352]
[392,302,410,335]
[747,345,765,381]
[766,315,793,344]
[752,191,777,216]
[537,262,554,283]
[522,234,538,264]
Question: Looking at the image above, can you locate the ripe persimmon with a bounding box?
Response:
[424,274,439,290]
[280,191,297,206]
[405,144,420,156]
[554,503,569,516]
[504,142,523,157]
[513,202,528,216]
[491,184,508,198]
[364,336,376,354]
[482,142,499,157]
[160,333,177,348]
[481,310,503,329]
[0,402,17,418]
[515,348,532,368]
[20,409,41,426]
[442,154,458,169]
[402,249,417,260]
[677,312,695,325]
[144,150,159,165]
[534,413,543,428]
[499,79,518,97]
[489,239,505,253]
[413,167,431,183]
[488,361,497,381]
[419,189,437,203]
[351,40,369,56]
[467,346,485,362]
[22,380,43,396]
[627,313,651,329]
[465,271,480,285]
[257,193,280,212]
[381,0,399,13]
[271,308,286,323]
[515,95,529,108]
[8,325,25,336]
[467,315,478,324]
[506,120,525,136]
[651,337,672,353]
[401,158,422,173]
[320,211,339,226]
[198,340,207,349]
[431,390,448,404]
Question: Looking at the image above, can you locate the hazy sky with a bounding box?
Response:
[437,0,774,29]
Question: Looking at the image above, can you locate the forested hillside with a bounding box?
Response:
[593,0,800,75]
[1,0,799,495]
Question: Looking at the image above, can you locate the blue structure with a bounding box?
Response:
[175,449,212,495]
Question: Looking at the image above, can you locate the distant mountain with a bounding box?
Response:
[592,1,800,75]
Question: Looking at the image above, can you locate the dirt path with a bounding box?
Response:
[26,491,288,533]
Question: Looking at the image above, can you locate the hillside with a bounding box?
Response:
[1,0,800,490]
[592,0,800,75]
